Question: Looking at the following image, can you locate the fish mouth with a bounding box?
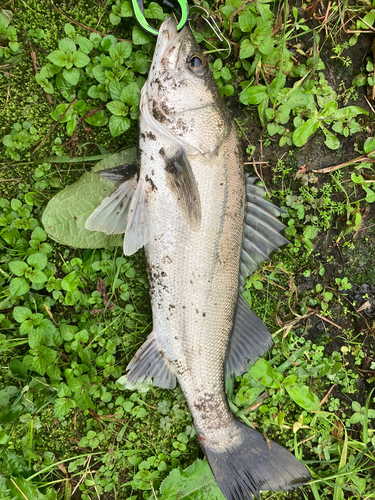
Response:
[150,17,189,77]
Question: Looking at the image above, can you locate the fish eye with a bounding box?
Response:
[188,53,207,75]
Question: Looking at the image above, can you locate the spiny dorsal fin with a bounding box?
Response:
[225,295,273,379]
[164,147,201,231]
[241,176,289,279]
[85,177,137,235]
[127,332,176,389]
[123,177,151,256]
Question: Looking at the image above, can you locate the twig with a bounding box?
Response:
[1,85,10,112]
[0,69,19,77]
[312,149,375,174]
[318,383,337,408]
[9,479,29,500]
[29,41,53,105]
[365,95,375,115]
[0,178,20,182]
[314,313,343,331]
[33,96,77,153]
[50,0,132,43]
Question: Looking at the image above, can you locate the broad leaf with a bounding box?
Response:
[240,85,267,105]
[160,459,225,499]
[42,150,136,248]
[293,117,320,147]
[9,277,29,297]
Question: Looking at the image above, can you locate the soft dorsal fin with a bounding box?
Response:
[123,177,151,256]
[225,177,288,378]
[127,332,176,389]
[225,295,273,379]
[85,177,137,235]
[164,147,201,231]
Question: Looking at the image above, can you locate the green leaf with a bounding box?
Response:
[77,36,93,54]
[63,67,80,85]
[109,115,130,137]
[54,397,74,417]
[293,117,320,147]
[240,85,267,105]
[32,346,57,375]
[240,39,255,59]
[160,458,225,499]
[334,106,368,120]
[31,227,47,241]
[42,150,136,248]
[145,2,164,20]
[132,24,154,45]
[8,476,51,500]
[9,261,28,277]
[56,73,76,101]
[239,11,256,32]
[9,359,28,380]
[121,83,140,107]
[321,100,338,117]
[109,80,126,100]
[61,271,80,292]
[60,324,78,341]
[284,381,320,411]
[27,252,47,270]
[364,186,375,203]
[9,41,19,52]
[321,126,340,150]
[29,269,47,284]
[249,358,279,388]
[47,50,66,66]
[9,277,30,297]
[106,100,128,116]
[121,1,133,16]
[29,330,44,348]
[85,109,108,127]
[110,12,121,25]
[364,137,375,154]
[72,50,90,68]
[59,37,76,52]
[116,41,132,59]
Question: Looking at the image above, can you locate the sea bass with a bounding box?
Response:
[86,17,310,499]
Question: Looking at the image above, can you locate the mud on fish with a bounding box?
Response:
[86,17,311,500]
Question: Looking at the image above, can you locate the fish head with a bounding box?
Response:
[140,17,231,157]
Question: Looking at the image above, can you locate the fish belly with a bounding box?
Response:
[140,119,245,448]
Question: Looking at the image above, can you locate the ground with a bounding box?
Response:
[0,1,375,500]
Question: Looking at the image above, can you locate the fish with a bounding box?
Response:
[85,17,311,499]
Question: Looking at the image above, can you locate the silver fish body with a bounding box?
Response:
[87,17,311,499]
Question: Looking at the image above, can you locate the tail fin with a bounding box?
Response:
[202,421,310,499]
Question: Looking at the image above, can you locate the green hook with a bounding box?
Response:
[132,0,189,37]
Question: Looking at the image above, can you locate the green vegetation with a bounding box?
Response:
[1,0,375,499]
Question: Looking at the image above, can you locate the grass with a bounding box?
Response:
[0,0,375,499]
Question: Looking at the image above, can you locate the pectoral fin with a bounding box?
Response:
[164,147,201,231]
[85,177,137,235]
[123,177,151,256]
[127,332,176,389]
[97,164,138,185]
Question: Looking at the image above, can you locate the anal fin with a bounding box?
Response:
[126,332,176,389]
[225,295,273,379]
